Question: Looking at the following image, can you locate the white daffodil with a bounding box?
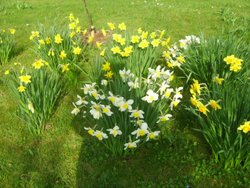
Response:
[28,101,35,113]
[132,123,149,138]
[71,103,80,115]
[101,105,113,116]
[148,65,162,80]
[75,95,88,106]
[136,120,147,127]
[84,127,95,136]
[119,99,134,111]
[159,81,170,95]
[146,131,160,141]
[170,99,181,110]
[157,114,172,123]
[163,88,174,99]
[101,79,108,86]
[128,78,139,91]
[107,92,117,104]
[161,69,172,80]
[93,130,108,141]
[107,125,122,137]
[142,89,159,103]
[119,68,134,82]
[173,87,183,100]
[130,109,144,119]
[124,139,140,150]
[82,83,96,95]
[90,89,105,100]
[90,102,102,119]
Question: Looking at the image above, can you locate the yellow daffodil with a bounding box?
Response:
[70,31,75,38]
[4,70,10,75]
[38,39,45,45]
[111,46,121,54]
[197,101,209,116]
[62,64,70,73]
[76,26,81,33]
[190,79,201,96]
[151,39,160,47]
[101,28,107,36]
[73,46,82,55]
[137,28,142,34]
[45,37,51,44]
[69,13,75,21]
[19,75,31,84]
[131,35,140,44]
[150,32,156,39]
[118,37,125,46]
[230,60,242,72]
[177,55,185,63]
[105,71,114,79]
[163,51,171,59]
[213,76,224,85]
[29,31,40,40]
[159,30,165,38]
[118,22,126,31]
[32,59,44,69]
[9,28,16,35]
[141,31,148,39]
[161,37,171,47]
[102,62,111,71]
[17,85,26,92]
[48,49,55,56]
[224,55,243,72]
[209,100,222,110]
[69,22,76,30]
[100,49,105,56]
[112,34,122,42]
[238,121,250,133]
[88,36,94,43]
[54,34,63,44]
[59,50,67,60]
[138,39,149,49]
[190,96,199,107]
[96,42,102,49]
[107,22,115,30]
[224,55,236,65]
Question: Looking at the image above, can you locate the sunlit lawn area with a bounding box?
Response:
[0,0,250,187]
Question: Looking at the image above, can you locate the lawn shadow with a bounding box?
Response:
[71,114,209,188]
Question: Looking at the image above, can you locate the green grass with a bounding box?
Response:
[1,0,250,187]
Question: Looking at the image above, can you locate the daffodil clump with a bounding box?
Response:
[171,36,250,169]
[5,61,65,134]
[72,22,183,155]
[30,13,89,81]
[188,79,222,116]
[0,28,16,65]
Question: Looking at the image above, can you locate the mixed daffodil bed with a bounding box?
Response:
[1,2,250,186]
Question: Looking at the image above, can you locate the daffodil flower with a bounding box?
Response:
[124,139,140,150]
[90,102,103,119]
[142,90,159,103]
[119,99,134,112]
[132,123,149,138]
[107,125,122,137]
[146,131,160,141]
[93,130,108,141]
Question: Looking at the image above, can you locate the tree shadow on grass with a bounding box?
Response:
[71,115,209,188]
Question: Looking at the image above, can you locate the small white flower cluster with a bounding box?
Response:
[179,35,201,49]
[72,64,183,151]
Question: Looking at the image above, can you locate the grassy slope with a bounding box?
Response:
[0,0,250,187]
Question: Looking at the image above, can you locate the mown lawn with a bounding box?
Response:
[0,0,250,187]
